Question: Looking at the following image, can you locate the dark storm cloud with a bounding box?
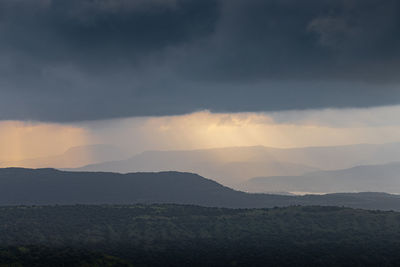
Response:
[0,0,400,122]
[184,0,400,81]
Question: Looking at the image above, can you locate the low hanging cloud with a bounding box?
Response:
[0,0,400,122]
[3,106,400,163]
[85,107,400,154]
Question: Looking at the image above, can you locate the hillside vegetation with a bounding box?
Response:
[1,205,400,266]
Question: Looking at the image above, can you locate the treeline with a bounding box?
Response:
[1,205,400,266]
[0,246,132,267]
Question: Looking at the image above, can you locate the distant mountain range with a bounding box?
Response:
[1,168,400,211]
[75,143,400,187]
[0,144,129,169]
[4,142,400,193]
[240,161,400,194]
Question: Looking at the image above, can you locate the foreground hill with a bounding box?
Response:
[75,143,400,187]
[1,205,400,266]
[241,161,400,194]
[1,168,400,210]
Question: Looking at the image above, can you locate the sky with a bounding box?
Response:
[3,106,400,162]
[1,0,400,163]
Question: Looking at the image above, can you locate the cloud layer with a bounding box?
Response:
[1,0,400,121]
[3,105,400,163]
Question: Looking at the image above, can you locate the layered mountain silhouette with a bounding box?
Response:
[1,168,400,211]
[241,161,400,194]
[0,144,129,169]
[75,143,400,187]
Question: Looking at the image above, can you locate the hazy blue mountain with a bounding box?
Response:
[76,153,317,187]
[0,144,129,169]
[75,143,400,187]
[268,142,400,169]
[1,168,400,211]
[241,162,400,194]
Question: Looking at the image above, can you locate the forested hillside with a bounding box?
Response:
[1,205,400,266]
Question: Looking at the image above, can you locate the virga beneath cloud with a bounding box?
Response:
[2,105,400,164]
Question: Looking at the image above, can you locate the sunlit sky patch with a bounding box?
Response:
[2,105,400,164]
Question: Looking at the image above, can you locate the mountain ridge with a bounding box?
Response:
[74,142,400,187]
[241,161,400,194]
[1,168,400,211]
